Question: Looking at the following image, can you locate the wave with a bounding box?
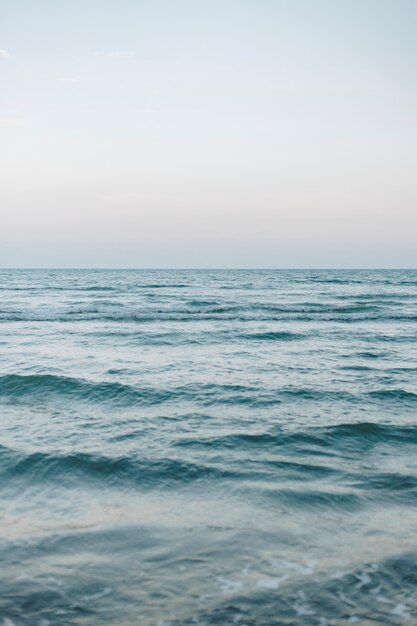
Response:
[2,372,417,418]
[0,285,117,292]
[1,286,416,324]
[0,373,171,406]
[354,471,417,494]
[339,365,373,371]
[175,422,417,454]
[2,310,413,323]
[336,292,417,300]
[0,374,365,409]
[3,422,416,496]
[130,283,190,289]
[368,389,417,402]
[0,444,236,486]
[1,543,416,626]
[355,351,386,358]
[5,373,416,408]
[186,551,417,625]
[266,487,362,510]
[240,331,303,341]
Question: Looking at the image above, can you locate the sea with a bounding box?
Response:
[1,269,417,626]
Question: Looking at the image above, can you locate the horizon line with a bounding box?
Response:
[1,267,416,272]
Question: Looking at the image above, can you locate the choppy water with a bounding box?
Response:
[1,269,417,626]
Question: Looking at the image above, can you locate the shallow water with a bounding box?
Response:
[1,269,417,625]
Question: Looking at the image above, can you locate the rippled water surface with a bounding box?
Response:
[1,269,417,625]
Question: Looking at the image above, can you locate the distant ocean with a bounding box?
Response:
[1,269,417,626]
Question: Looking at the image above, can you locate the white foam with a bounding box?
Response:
[85,587,112,601]
[376,595,392,605]
[241,564,251,576]
[256,575,288,590]
[294,591,315,616]
[355,571,372,589]
[271,559,298,571]
[198,593,215,601]
[337,590,349,604]
[300,560,317,575]
[270,558,317,576]
[391,603,410,620]
[294,603,315,617]
[331,570,350,579]
[15,572,34,581]
[217,576,243,594]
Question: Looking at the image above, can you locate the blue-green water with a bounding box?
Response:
[1,269,417,625]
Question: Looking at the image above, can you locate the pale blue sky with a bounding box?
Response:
[1,0,416,267]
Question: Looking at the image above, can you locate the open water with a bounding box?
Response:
[1,269,417,625]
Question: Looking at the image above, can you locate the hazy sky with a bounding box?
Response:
[1,0,416,267]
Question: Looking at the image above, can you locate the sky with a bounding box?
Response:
[1,0,416,268]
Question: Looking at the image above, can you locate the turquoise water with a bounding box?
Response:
[1,269,417,625]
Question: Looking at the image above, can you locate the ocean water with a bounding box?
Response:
[1,269,417,626]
